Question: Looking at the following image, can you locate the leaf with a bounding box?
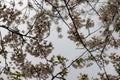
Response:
[57,55,61,61]
[3,4,6,9]
[61,70,68,77]
[79,58,84,62]
[57,55,66,62]
[88,56,94,60]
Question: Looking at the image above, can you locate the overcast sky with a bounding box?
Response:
[0,0,119,80]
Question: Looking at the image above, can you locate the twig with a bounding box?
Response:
[63,0,102,69]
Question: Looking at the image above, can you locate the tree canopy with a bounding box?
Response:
[0,0,120,80]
